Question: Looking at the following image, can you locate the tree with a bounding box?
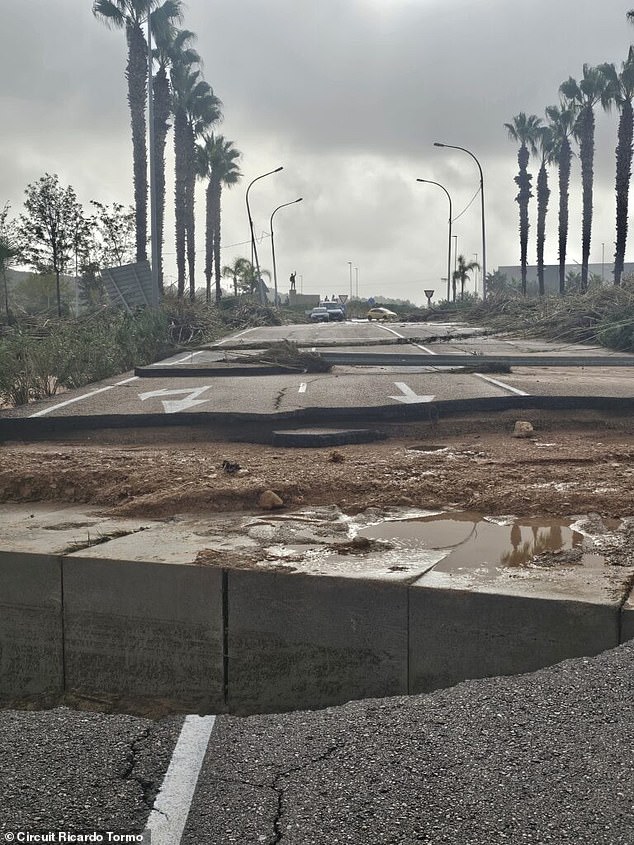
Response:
[505,113,542,295]
[534,126,554,297]
[93,0,181,266]
[560,66,608,292]
[222,257,251,297]
[89,200,136,268]
[171,63,222,299]
[598,51,634,286]
[197,134,242,304]
[151,15,195,291]
[0,204,19,321]
[545,102,577,295]
[19,174,86,317]
[452,254,480,301]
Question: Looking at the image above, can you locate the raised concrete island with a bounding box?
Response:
[1,503,632,716]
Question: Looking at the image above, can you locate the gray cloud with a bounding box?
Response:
[2,0,633,302]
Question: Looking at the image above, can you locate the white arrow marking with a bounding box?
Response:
[389,382,435,404]
[138,386,212,413]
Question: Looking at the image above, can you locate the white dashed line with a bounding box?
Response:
[215,327,256,345]
[154,351,205,366]
[375,323,437,354]
[145,714,216,845]
[29,376,140,417]
[299,382,307,393]
[473,373,529,396]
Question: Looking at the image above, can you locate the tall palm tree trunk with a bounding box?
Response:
[536,161,550,296]
[213,181,222,304]
[614,98,633,285]
[126,22,148,263]
[174,107,187,297]
[204,181,213,303]
[515,144,532,295]
[186,123,197,300]
[578,106,595,292]
[557,138,572,295]
[153,67,170,291]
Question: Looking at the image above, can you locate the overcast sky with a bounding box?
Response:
[2,0,633,303]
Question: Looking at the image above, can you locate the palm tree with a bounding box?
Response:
[452,254,480,301]
[545,103,577,295]
[534,126,554,297]
[504,113,542,295]
[222,257,252,297]
[151,17,197,291]
[93,0,160,264]
[560,66,608,292]
[171,64,222,299]
[598,50,634,286]
[196,135,242,303]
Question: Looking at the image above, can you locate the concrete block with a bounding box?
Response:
[0,551,63,701]
[63,558,224,713]
[409,581,619,695]
[227,569,408,714]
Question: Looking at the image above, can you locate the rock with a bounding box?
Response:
[329,450,345,463]
[512,420,534,438]
[259,490,284,510]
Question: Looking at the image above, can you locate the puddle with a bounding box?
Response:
[355,512,606,574]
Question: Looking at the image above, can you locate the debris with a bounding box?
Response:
[329,450,345,463]
[259,490,284,510]
[222,460,241,474]
[512,420,534,438]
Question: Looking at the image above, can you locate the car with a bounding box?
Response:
[309,306,330,322]
[321,302,346,321]
[367,306,398,321]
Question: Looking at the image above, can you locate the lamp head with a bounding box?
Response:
[433,142,445,147]
[296,197,303,202]
[274,166,283,172]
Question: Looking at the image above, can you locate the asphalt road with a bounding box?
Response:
[1,643,633,843]
[3,320,633,425]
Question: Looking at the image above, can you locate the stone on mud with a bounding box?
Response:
[259,490,284,510]
[512,420,534,438]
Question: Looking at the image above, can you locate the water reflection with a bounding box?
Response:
[356,513,588,572]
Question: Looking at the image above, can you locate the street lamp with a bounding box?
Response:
[434,142,487,299]
[348,261,353,298]
[269,197,303,309]
[147,13,160,306]
[246,167,283,303]
[416,178,453,303]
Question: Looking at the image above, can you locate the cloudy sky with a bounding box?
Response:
[2,0,633,303]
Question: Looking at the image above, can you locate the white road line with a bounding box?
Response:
[216,327,255,345]
[376,324,437,354]
[473,373,529,396]
[154,351,205,366]
[299,382,307,393]
[29,376,140,417]
[145,714,216,845]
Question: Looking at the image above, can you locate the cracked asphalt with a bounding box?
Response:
[0,709,182,833]
[0,643,633,842]
[182,641,634,844]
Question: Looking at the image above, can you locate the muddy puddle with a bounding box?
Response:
[236,507,628,582]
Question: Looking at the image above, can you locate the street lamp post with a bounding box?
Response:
[416,178,453,303]
[269,197,303,309]
[348,261,353,298]
[355,267,359,297]
[434,142,487,299]
[246,167,283,303]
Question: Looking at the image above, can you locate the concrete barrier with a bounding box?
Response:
[63,558,224,713]
[226,569,408,714]
[0,551,63,703]
[409,581,620,695]
[621,593,634,643]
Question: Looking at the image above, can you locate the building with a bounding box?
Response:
[497,262,634,293]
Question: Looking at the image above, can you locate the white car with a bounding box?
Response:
[367,307,398,321]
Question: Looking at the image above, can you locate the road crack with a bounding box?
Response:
[268,742,345,844]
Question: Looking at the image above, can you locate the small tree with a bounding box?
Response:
[452,255,480,301]
[19,174,86,317]
[0,204,19,322]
